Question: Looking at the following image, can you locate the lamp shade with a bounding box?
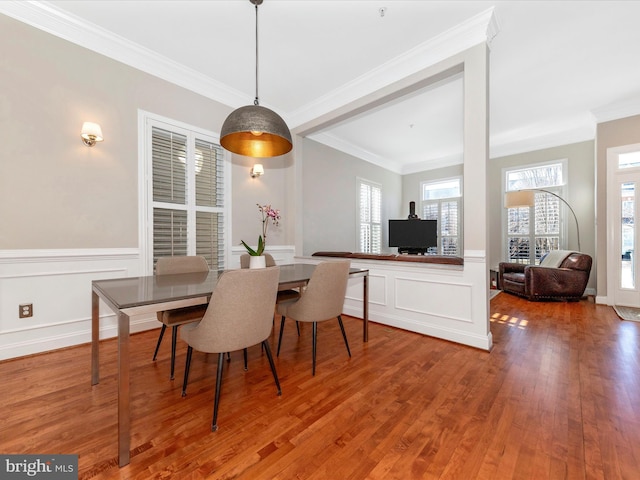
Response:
[504,190,535,208]
[251,163,264,176]
[220,105,292,158]
[81,122,103,145]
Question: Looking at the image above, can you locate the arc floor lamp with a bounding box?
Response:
[504,189,581,252]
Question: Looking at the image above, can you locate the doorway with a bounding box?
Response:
[607,144,640,307]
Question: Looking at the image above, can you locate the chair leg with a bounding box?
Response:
[262,340,282,395]
[296,321,300,336]
[226,352,231,362]
[152,324,167,361]
[243,348,248,371]
[337,315,351,357]
[312,322,318,376]
[182,346,193,397]
[211,352,225,432]
[277,315,286,356]
[170,325,179,380]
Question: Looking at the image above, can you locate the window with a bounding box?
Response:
[141,113,228,273]
[358,179,381,253]
[421,178,462,255]
[504,161,565,264]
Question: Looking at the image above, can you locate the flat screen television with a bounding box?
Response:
[388,219,437,254]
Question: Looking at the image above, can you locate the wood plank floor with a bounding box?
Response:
[1,293,639,479]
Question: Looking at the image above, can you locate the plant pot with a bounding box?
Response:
[249,255,266,269]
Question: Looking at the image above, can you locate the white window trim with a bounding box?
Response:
[137,109,232,275]
[501,159,568,263]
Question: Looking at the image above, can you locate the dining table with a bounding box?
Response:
[90,263,369,467]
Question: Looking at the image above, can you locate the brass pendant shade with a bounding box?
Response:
[220,105,292,157]
[220,0,293,158]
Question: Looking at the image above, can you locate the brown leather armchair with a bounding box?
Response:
[499,252,592,301]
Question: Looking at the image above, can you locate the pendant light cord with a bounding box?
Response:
[254,2,259,106]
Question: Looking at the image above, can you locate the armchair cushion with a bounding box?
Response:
[499,252,592,301]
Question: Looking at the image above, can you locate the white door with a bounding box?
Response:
[607,144,640,307]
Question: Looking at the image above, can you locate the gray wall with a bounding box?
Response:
[2,11,625,303]
[300,138,402,256]
[230,155,294,250]
[0,15,232,250]
[488,140,596,290]
[402,164,464,217]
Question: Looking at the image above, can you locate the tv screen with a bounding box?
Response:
[388,219,437,250]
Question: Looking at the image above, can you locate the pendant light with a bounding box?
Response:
[220,0,292,158]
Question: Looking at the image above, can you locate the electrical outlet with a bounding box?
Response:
[19,303,33,318]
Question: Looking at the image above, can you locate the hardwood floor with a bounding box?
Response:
[2,293,639,479]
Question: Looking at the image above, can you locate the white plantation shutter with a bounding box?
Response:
[152,129,187,204]
[505,162,564,264]
[150,123,226,271]
[421,178,462,256]
[441,199,459,255]
[371,184,381,252]
[359,180,382,253]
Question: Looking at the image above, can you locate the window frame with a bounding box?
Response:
[420,176,463,256]
[357,178,382,254]
[502,159,568,264]
[138,110,231,275]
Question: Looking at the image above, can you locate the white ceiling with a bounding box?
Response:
[4,1,640,173]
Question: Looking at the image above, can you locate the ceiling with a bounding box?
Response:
[4,1,640,173]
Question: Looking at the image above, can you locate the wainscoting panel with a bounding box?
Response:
[0,249,156,360]
[300,254,492,351]
[346,272,387,307]
[0,246,298,361]
[395,277,472,323]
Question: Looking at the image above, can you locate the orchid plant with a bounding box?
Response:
[241,204,281,256]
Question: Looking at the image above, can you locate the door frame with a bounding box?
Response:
[606,142,640,307]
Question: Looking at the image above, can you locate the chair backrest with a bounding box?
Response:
[156,255,209,275]
[185,266,280,353]
[285,261,350,322]
[560,252,593,273]
[240,253,277,268]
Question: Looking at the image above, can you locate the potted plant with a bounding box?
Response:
[241,204,280,268]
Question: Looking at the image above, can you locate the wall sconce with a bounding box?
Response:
[81,122,104,147]
[250,164,264,178]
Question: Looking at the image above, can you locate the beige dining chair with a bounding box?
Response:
[276,260,351,376]
[153,255,210,380]
[240,252,301,310]
[180,266,281,431]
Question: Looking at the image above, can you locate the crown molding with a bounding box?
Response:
[1,1,497,133]
[2,2,504,171]
[288,8,497,129]
[592,97,640,124]
[0,1,251,109]
[307,132,403,174]
[489,121,596,160]
[401,153,464,175]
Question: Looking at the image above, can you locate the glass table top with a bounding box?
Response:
[92,264,366,310]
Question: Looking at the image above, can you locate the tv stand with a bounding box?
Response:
[398,247,428,255]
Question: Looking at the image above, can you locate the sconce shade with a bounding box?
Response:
[504,190,535,208]
[221,105,292,158]
[250,163,264,177]
[81,122,104,147]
